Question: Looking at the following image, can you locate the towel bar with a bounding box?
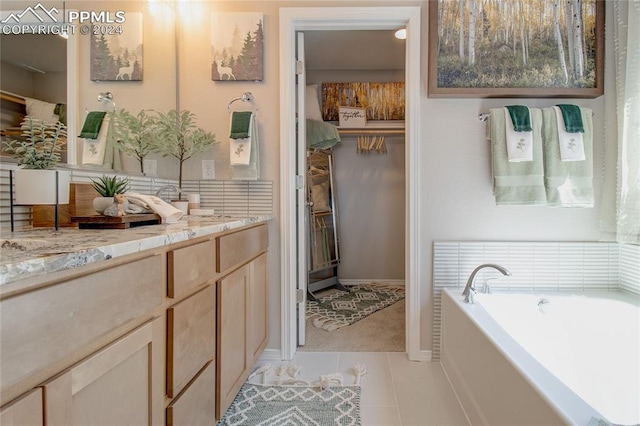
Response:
[479,109,594,121]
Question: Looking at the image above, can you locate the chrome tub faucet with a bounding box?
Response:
[462,263,512,304]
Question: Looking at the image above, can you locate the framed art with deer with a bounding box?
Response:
[90,12,143,81]
[211,12,264,82]
[428,0,604,98]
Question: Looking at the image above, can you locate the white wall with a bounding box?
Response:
[37,0,614,354]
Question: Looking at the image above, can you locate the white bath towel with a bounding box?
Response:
[124,192,184,223]
[553,106,585,161]
[82,116,110,166]
[230,115,260,180]
[504,107,533,162]
[229,112,253,166]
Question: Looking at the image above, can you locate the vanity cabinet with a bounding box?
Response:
[0,221,269,425]
[42,319,161,426]
[216,224,268,419]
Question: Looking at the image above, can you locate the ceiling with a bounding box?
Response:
[1,34,66,73]
[303,30,405,70]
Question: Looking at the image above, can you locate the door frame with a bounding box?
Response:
[278,6,423,361]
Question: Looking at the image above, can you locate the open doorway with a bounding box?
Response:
[299,30,406,352]
[278,6,424,361]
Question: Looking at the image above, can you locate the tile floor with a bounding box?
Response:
[256,352,469,426]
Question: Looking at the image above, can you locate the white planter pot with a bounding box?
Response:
[93,197,114,214]
[14,169,71,205]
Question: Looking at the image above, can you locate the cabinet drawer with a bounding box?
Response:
[216,224,267,273]
[167,360,216,426]
[167,285,216,398]
[168,239,216,298]
[0,388,43,426]
[0,255,163,404]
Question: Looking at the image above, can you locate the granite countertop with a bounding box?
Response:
[0,215,272,287]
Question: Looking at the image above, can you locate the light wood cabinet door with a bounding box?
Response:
[216,265,248,419]
[167,361,216,426]
[0,388,43,426]
[167,285,216,398]
[247,253,268,366]
[42,320,158,426]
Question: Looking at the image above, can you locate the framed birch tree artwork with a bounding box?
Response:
[211,13,264,81]
[428,0,604,98]
[91,13,143,81]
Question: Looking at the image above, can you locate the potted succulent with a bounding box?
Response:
[3,116,71,205]
[90,175,130,214]
[109,108,158,174]
[153,109,218,202]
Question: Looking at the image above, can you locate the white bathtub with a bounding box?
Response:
[441,288,640,426]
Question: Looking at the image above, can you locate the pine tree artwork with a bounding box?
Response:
[211,13,264,81]
[91,12,143,81]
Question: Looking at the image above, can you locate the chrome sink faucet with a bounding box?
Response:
[462,263,511,303]
[155,185,182,199]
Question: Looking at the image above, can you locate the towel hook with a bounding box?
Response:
[227,92,257,115]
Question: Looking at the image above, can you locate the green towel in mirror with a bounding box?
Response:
[79,111,106,139]
[555,104,584,133]
[230,111,252,139]
[505,105,532,132]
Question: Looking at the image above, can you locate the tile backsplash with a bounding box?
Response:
[432,241,639,360]
[0,165,273,230]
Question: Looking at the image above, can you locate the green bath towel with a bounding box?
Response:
[542,107,593,207]
[79,111,106,139]
[555,104,584,133]
[505,105,532,132]
[230,111,252,139]
[490,108,546,206]
[306,119,340,149]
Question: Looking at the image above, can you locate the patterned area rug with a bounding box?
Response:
[307,283,405,331]
[217,383,361,426]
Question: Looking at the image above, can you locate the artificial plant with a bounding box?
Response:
[90,175,130,197]
[3,116,67,169]
[153,109,217,199]
[109,108,158,174]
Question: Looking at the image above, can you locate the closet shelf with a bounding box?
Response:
[336,121,405,136]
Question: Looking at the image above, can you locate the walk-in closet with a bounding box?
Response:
[300,30,406,352]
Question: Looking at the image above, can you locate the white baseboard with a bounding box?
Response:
[259,348,284,362]
[412,350,432,362]
[339,279,405,286]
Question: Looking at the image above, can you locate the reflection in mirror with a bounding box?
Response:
[0,32,75,163]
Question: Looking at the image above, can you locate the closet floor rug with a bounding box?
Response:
[217,383,361,426]
[307,283,405,332]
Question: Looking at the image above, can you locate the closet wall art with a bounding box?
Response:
[90,12,143,81]
[428,0,604,98]
[211,12,264,81]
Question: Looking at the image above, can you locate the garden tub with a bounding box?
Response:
[441,288,640,425]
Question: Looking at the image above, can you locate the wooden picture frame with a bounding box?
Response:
[428,0,604,98]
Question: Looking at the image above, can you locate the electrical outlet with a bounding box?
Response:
[202,160,215,180]
[143,159,157,176]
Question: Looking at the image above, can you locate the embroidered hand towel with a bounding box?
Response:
[555,104,584,133]
[553,106,585,161]
[504,107,534,162]
[79,111,106,139]
[505,105,533,132]
[230,115,260,180]
[230,112,253,165]
[124,193,184,223]
[490,108,546,205]
[542,107,593,207]
[81,116,110,166]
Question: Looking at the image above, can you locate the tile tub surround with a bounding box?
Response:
[0,215,272,287]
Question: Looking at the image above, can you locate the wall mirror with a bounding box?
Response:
[0,1,177,171]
